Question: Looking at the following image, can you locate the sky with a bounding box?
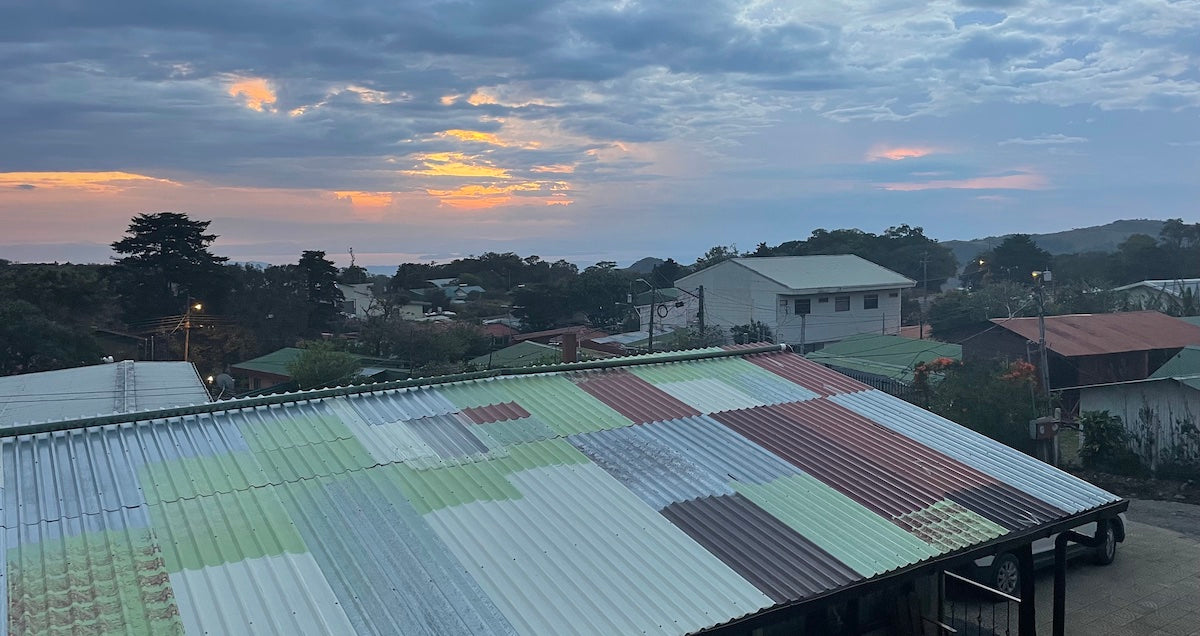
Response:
[2,0,1199,268]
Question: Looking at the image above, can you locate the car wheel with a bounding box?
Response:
[1094,521,1117,565]
[990,553,1020,596]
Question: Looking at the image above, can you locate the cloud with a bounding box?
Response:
[878,171,1048,191]
[226,76,278,113]
[403,152,512,178]
[999,133,1088,145]
[866,145,942,161]
[0,171,178,192]
[333,191,393,208]
[426,180,572,209]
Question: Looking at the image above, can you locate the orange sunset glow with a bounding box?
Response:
[0,171,178,192]
[333,191,394,208]
[404,152,511,178]
[226,77,278,113]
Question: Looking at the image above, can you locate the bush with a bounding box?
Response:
[1079,411,1146,476]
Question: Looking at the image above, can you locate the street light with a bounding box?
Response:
[184,297,203,363]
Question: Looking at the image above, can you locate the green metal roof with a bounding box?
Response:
[470,341,564,368]
[231,347,306,376]
[806,334,961,383]
[1151,345,1200,379]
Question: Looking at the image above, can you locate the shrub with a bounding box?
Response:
[1078,410,1146,476]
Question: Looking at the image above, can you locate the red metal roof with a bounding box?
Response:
[512,325,609,343]
[482,323,519,338]
[990,311,1200,357]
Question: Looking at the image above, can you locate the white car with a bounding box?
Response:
[965,515,1125,596]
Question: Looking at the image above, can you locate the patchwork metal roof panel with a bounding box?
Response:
[0,347,1123,635]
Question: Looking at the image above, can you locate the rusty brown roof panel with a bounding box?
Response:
[660,494,861,603]
[459,402,531,424]
[765,400,1066,530]
[742,350,869,396]
[711,406,941,517]
[991,311,1200,357]
[572,371,701,424]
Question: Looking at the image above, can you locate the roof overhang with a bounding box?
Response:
[777,282,916,295]
[701,498,1129,634]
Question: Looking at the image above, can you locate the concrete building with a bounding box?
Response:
[675,255,915,349]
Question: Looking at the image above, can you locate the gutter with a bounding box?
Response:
[1,344,788,438]
[700,498,1129,635]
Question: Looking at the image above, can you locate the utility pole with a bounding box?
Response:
[184,297,202,363]
[800,313,806,352]
[648,286,655,353]
[1034,271,1053,413]
[697,285,705,334]
[919,251,930,340]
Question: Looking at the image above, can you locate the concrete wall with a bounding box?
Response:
[1080,380,1200,470]
[678,260,904,345]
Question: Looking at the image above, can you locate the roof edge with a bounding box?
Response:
[1,344,788,438]
[701,498,1129,635]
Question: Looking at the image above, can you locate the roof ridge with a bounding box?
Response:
[0,344,788,438]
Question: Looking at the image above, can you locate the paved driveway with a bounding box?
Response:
[1032,499,1200,635]
[946,499,1200,635]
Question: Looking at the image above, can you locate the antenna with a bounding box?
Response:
[349,247,356,268]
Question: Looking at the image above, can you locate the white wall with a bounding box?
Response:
[773,290,903,345]
[635,294,699,332]
[678,261,789,338]
[678,261,905,345]
[1080,381,1200,470]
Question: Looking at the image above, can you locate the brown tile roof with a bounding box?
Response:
[990,311,1200,357]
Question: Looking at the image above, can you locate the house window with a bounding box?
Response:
[795,299,811,315]
[818,297,829,303]
[343,300,356,315]
[889,292,899,298]
[835,296,850,311]
[863,294,879,310]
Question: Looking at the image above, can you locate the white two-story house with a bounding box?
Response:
[675,255,915,350]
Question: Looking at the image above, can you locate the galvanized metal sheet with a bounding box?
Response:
[650,378,767,414]
[636,416,799,484]
[894,500,1007,552]
[568,427,733,509]
[425,463,773,636]
[344,388,459,426]
[277,473,518,636]
[630,357,821,405]
[765,399,1066,529]
[830,391,1117,512]
[170,552,356,635]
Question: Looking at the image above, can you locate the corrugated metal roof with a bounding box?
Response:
[0,348,1122,635]
[1151,345,1200,378]
[0,361,210,428]
[806,333,962,383]
[678,255,915,292]
[990,310,1200,357]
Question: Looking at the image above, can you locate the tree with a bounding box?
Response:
[298,251,342,331]
[650,258,686,287]
[339,265,370,284]
[111,212,229,321]
[730,321,773,344]
[0,300,103,375]
[570,262,631,329]
[694,245,740,270]
[513,284,572,330]
[927,282,1034,337]
[988,234,1052,284]
[923,358,1039,452]
[287,341,364,389]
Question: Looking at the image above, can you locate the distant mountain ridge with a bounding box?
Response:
[940,219,1167,268]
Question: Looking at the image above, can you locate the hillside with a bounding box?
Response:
[941,219,1167,268]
